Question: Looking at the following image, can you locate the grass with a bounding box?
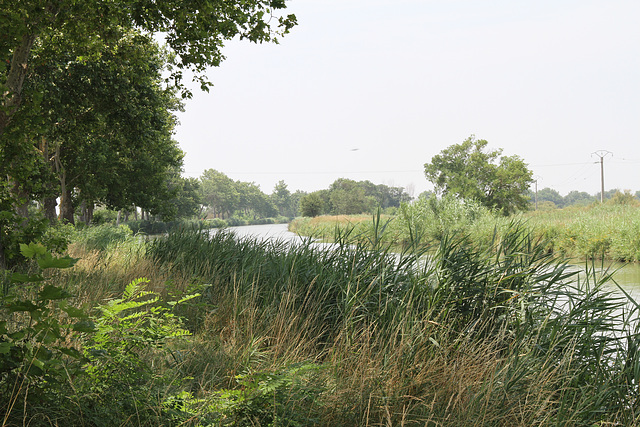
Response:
[293,196,640,263]
[3,220,640,425]
[523,202,640,261]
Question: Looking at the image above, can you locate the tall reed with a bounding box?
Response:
[6,218,639,425]
[145,221,640,425]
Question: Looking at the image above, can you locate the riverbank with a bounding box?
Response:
[3,223,640,425]
[291,198,640,263]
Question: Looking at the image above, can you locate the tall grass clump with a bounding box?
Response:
[72,223,135,251]
[144,219,640,425]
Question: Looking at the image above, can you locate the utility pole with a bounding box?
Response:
[591,150,612,203]
[532,175,541,210]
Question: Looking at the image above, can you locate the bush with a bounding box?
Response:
[91,208,118,225]
[0,242,199,426]
[73,224,133,251]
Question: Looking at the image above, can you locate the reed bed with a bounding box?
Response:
[3,221,640,425]
[144,223,640,425]
[294,197,640,262]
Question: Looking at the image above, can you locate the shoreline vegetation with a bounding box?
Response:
[3,215,640,425]
[290,195,640,263]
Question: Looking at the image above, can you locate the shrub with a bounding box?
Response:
[73,224,133,251]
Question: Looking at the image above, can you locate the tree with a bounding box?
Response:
[271,180,293,217]
[0,0,297,137]
[564,190,595,207]
[535,187,565,208]
[0,0,296,267]
[300,192,325,217]
[358,180,412,209]
[199,169,239,219]
[290,190,306,217]
[236,181,277,219]
[162,176,202,220]
[11,31,185,224]
[424,136,533,215]
[329,178,374,215]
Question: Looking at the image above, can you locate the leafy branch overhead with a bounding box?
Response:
[0,0,296,265]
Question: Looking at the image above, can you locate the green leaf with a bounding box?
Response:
[58,347,83,359]
[9,330,26,340]
[37,254,78,269]
[7,300,40,313]
[20,242,47,258]
[10,272,44,283]
[73,320,96,333]
[61,305,88,319]
[39,285,72,301]
[0,342,11,354]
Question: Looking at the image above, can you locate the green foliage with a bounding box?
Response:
[532,186,565,208]
[0,243,84,420]
[329,178,375,215]
[424,135,533,215]
[208,363,324,426]
[90,208,119,225]
[78,278,199,426]
[608,189,639,206]
[398,193,492,244]
[299,191,325,217]
[271,180,296,218]
[564,189,597,206]
[83,278,195,390]
[199,169,279,220]
[72,224,133,251]
[298,179,411,217]
[1,239,200,425]
[525,203,640,261]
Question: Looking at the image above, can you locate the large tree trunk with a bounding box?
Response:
[86,203,94,225]
[44,196,57,224]
[59,187,74,224]
[0,34,37,137]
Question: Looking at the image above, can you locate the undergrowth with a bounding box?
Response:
[2,218,640,425]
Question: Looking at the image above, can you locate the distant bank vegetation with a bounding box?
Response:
[292,191,640,262]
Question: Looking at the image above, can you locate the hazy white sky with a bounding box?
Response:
[174,0,640,197]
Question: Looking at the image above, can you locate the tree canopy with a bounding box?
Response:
[199,169,278,220]
[0,0,296,267]
[0,0,296,135]
[424,136,533,215]
[299,178,412,217]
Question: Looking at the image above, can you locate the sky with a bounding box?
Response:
[173,0,640,198]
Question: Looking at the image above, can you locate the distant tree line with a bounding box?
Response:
[198,172,413,219]
[530,188,640,210]
[198,170,304,220]
[299,178,412,217]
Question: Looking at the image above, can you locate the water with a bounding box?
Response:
[217,223,340,251]
[222,223,301,243]
[572,260,640,302]
[222,223,640,300]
